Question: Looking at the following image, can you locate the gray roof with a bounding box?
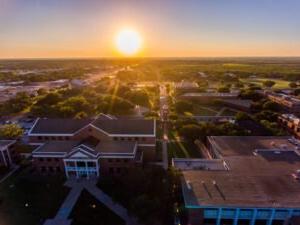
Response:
[181,136,300,208]
[91,118,154,135]
[29,117,155,136]
[30,118,92,134]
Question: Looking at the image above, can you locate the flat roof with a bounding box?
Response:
[181,136,300,208]
[220,99,253,108]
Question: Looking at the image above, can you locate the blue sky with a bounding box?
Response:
[0,0,299,58]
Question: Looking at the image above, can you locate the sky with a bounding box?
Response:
[0,0,300,58]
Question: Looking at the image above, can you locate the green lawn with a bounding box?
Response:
[167,141,202,161]
[0,167,69,225]
[70,190,125,225]
[241,78,291,89]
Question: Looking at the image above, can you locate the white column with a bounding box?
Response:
[216,208,222,225]
[233,208,240,225]
[96,160,99,177]
[75,161,79,179]
[85,161,89,179]
[1,150,7,166]
[250,209,257,225]
[267,209,275,225]
[63,160,69,179]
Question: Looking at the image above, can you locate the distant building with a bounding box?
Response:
[0,140,17,168]
[28,116,156,178]
[278,114,300,138]
[175,136,300,225]
[220,99,253,112]
[174,80,200,94]
[179,92,239,103]
[266,91,300,113]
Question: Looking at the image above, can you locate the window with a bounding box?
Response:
[121,137,125,141]
[58,136,63,140]
[113,137,118,141]
[109,168,114,174]
[87,161,95,167]
[65,137,70,140]
[135,137,139,141]
[108,159,113,163]
[56,167,61,172]
[41,166,46,172]
[38,136,42,140]
[116,168,121,173]
[49,167,54,172]
[47,158,52,162]
[51,136,56,140]
[142,137,146,141]
[55,158,59,162]
[124,159,129,163]
[116,159,120,163]
[128,137,132,141]
[39,158,44,162]
[45,136,49,140]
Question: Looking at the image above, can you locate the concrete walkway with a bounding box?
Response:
[44,179,139,225]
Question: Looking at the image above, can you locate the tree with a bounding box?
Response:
[178,124,202,140]
[0,124,23,139]
[217,86,230,93]
[262,101,279,111]
[289,82,297,88]
[235,112,251,121]
[174,100,193,114]
[263,80,276,88]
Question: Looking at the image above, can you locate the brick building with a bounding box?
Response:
[28,116,156,178]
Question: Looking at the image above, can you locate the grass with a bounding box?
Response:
[70,190,125,225]
[167,141,202,161]
[241,78,291,89]
[0,166,69,225]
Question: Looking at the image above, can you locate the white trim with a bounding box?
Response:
[27,118,40,135]
[67,147,99,158]
[64,159,98,162]
[1,150,7,166]
[0,140,16,151]
[33,154,66,158]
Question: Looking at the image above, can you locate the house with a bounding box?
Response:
[278,114,300,138]
[0,140,17,167]
[266,91,300,114]
[175,136,300,225]
[28,116,156,178]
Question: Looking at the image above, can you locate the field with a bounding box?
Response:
[0,167,69,225]
[241,78,291,89]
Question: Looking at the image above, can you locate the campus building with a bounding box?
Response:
[278,114,300,139]
[266,91,300,114]
[179,92,239,103]
[176,136,300,225]
[28,115,156,178]
[0,140,17,168]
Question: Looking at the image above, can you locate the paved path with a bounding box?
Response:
[44,179,139,225]
[84,182,139,225]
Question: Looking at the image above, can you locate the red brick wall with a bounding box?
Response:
[32,157,65,172]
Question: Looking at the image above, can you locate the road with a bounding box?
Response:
[159,84,169,170]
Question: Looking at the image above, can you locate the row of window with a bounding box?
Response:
[37,136,70,141]
[40,166,61,172]
[38,158,60,162]
[113,137,147,141]
[108,167,128,174]
[108,158,129,163]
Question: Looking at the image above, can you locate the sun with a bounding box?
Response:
[115,29,142,56]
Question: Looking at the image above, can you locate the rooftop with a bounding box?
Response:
[29,117,155,136]
[181,136,300,208]
[0,140,16,150]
